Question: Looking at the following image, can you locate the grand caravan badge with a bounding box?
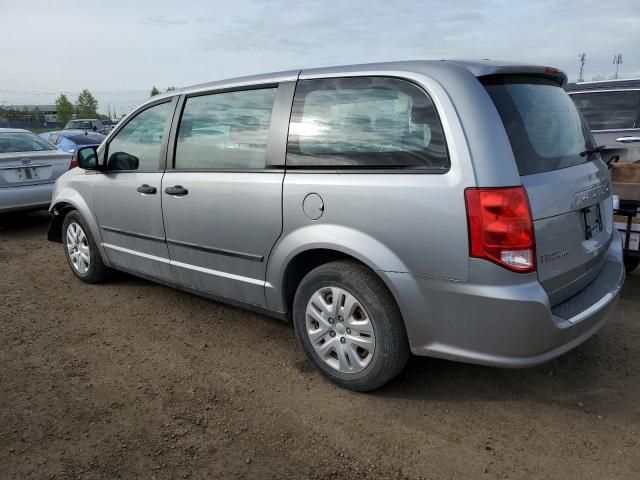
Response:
[541,250,570,264]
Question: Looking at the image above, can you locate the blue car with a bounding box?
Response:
[39,130,106,153]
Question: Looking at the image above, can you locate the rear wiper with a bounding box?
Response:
[580,145,606,157]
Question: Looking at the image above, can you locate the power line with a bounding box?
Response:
[0,88,149,95]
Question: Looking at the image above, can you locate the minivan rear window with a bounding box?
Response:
[482,75,596,176]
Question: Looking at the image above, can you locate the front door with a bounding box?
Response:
[161,84,292,306]
[93,99,176,280]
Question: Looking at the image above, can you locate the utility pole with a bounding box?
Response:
[578,53,586,82]
[613,53,622,79]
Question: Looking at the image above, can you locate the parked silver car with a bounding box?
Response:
[567,78,640,164]
[48,60,624,391]
[0,128,73,213]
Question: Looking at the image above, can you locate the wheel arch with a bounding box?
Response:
[48,201,75,243]
[265,225,409,316]
[48,190,108,264]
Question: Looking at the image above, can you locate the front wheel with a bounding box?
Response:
[62,211,108,283]
[293,260,409,392]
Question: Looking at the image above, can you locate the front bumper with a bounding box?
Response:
[0,183,54,213]
[385,231,625,367]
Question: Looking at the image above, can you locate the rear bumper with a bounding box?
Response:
[385,231,625,367]
[0,183,54,213]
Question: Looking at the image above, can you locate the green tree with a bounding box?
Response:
[150,86,160,96]
[55,94,73,126]
[76,89,98,117]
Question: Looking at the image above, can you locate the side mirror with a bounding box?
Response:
[76,146,99,170]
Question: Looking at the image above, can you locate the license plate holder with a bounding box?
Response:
[583,204,602,239]
[17,167,38,180]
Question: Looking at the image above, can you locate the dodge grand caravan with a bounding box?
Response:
[48,60,624,391]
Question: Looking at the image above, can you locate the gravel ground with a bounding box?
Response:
[1,210,639,480]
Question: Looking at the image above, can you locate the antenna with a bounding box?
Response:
[578,53,586,82]
[613,53,622,79]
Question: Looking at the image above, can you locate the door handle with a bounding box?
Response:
[616,136,640,144]
[165,185,189,196]
[137,184,157,194]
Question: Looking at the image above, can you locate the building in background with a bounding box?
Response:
[0,104,59,129]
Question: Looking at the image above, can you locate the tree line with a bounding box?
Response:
[150,86,176,96]
[54,89,100,126]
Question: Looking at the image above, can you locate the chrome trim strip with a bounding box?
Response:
[591,128,640,133]
[101,243,266,286]
[101,226,165,243]
[170,260,265,286]
[166,238,263,262]
[102,243,170,263]
[568,88,640,94]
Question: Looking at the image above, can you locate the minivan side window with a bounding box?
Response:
[571,91,640,130]
[106,101,172,171]
[287,77,449,169]
[174,88,278,170]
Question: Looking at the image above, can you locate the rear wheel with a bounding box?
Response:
[293,260,409,392]
[62,211,108,283]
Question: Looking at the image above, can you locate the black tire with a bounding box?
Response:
[293,260,409,392]
[624,256,639,273]
[62,211,108,283]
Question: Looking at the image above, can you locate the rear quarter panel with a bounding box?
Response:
[266,67,502,311]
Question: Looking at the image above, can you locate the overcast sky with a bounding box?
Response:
[1,0,638,116]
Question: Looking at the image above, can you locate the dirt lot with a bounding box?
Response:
[1,210,639,480]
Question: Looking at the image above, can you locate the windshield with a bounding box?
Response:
[0,132,57,153]
[482,75,596,176]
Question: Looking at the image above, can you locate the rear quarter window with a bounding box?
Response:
[482,75,595,176]
[287,76,449,170]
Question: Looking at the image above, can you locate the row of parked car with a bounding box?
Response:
[0,119,116,211]
[1,76,637,216]
[1,61,639,391]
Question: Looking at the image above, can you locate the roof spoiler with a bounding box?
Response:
[450,61,568,87]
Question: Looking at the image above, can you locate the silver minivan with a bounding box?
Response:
[49,60,625,391]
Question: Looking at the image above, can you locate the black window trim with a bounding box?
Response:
[284,75,451,175]
[166,82,292,173]
[568,88,640,132]
[100,95,179,173]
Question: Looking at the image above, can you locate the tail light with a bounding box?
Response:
[69,158,78,169]
[464,186,536,273]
